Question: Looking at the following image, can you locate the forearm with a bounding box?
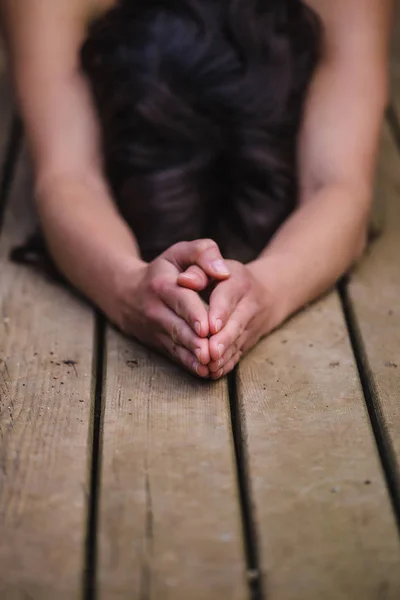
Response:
[36,173,144,321]
[248,184,369,331]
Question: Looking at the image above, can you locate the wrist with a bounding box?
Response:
[247,257,289,334]
[111,255,147,328]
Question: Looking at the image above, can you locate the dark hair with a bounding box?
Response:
[81,0,321,262]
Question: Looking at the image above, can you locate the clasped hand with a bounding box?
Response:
[117,239,272,379]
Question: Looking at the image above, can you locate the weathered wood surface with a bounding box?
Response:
[98,328,247,600]
[0,154,95,598]
[347,124,400,471]
[237,288,400,599]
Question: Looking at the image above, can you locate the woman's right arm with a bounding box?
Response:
[1,0,146,322]
[1,0,234,377]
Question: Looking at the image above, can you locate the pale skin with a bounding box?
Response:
[1,0,393,379]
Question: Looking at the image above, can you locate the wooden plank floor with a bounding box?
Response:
[98,330,247,600]
[0,155,96,599]
[346,125,400,487]
[237,292,400,599]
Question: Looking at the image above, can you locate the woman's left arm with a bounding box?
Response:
[178,0,394,376]
[248,0,393,329]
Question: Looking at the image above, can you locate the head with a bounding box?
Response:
[81,0,321,262]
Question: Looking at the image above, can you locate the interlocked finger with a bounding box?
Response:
[208,333,246,373]
[160,334,210,378]
[208,275,248,335]
[159,282,210,339]
[209,299,257,362]
[165,239,231,280]
[159,306,210,364]
[210,350,243,380]
[178,265,209,291]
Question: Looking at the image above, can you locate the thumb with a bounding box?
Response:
[178,265,209,291]
[166,239,231,281]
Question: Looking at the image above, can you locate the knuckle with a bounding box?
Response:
[196,238,218,257]
[243,277,251,293]
[216,303,229,322]
[170,343,180,358]
[173,297,185,319]
[185,334,198,352]
[226,320,238,340]
[230,342,238,358]
[221,331,233,350]
[150,275,168,296]
[226,359,236,374]
[170,241,185,254]
[237,272,250,295]
[171,322,181,344]
[226,357,234,370]
[234,319,245,337]
[143,303,158,324]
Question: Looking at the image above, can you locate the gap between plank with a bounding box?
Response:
[386,104,400,154]
[228,369,265,600]
[84,313,106,600]
[0,114,22,235]
[338,277,400,535]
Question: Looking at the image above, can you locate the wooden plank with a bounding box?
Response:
[348,125,400,470]
[237,289,400,599]
[0,155,95,599]
[98,328,248,600]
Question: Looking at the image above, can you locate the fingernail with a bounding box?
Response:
[195,348,202,362]
[215,319,222,333]
[194,321,201,336]
[194,361,202,376]
[212,260,229,275]
[181,272,196,280]
[218,344,224,358]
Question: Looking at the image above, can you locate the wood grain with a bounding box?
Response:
[237,289,400,599]
[98,328,248,600]
[0,155,95,599]
[347,125,400,469]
